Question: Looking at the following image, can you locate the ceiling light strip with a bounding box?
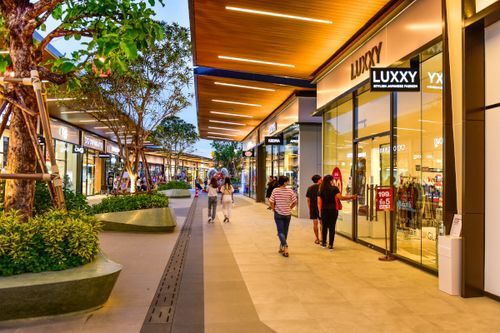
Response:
[218,56,294,68]
[209,120,246,126]
[207,136,235,141]
[225,6,332,24]
[212,99,261,107]
[207,132,238,137]
[209,111,253,118]
[214,82,275,92]
[208,126,241,132]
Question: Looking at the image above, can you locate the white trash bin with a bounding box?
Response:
[438,235,462,295]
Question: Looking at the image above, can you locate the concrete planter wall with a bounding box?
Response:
[162,189,191,198]
[0,253,121,321]
[95,207,177,232]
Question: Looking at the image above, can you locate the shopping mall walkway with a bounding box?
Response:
[2,194,500,333]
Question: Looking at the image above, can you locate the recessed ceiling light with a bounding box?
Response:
[209,120,246,126]
[207,132,238,137]
[225,6,333,24]
[210,111,254,118]
[94,126,108,129]
[212,99,261,107]
[218,56,294,68]
[214,82,275,92]
[208,126,241,132]
[207,136,235,141]
[78,119,98,123]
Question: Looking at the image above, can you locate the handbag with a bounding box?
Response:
[336,196,343,211]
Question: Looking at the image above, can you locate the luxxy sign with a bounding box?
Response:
[370,67,420,92]
[351,42,383,80]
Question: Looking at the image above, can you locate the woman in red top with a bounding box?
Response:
[269,176,297,257]
[317,174,357,249]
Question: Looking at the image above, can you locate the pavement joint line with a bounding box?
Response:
[140,197,198,333]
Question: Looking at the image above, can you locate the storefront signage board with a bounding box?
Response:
[106,141,120,155]
[243,150,254,157]
[332,167,343,192]
[370,67,420,92]
[50,119,80,145]
[99,153,111,158]
[73,145,85,154]
[376,187,394,211]
[83,133,104,151]
[265,136,283,145]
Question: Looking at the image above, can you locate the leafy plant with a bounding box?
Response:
[34,182,91,216]
[158,181,191,191]
[91,192,169,214]
[0,210,102,276]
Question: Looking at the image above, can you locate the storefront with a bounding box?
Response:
[316,0,442,270]
[82,132,105,196]
[50,119,81,192]
[242,94,321,218]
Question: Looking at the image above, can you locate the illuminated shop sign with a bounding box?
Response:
[242,150,254,157]
[351,41,383,80]
[83,133,104,151]
[427,72,443,90]
[370,67,420,92]
[50,119,80,145]
[73,145,85,154]
[265,135,283,145]
[106,142,120,155]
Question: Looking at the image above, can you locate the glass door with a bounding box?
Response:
[355,135,391,248]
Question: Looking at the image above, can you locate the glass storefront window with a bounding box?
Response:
[83,150,97,196]
[357,90,390,139]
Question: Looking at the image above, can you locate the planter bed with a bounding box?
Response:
[0,253,121,321]
[95,207,177,232]
[161,189,192,198]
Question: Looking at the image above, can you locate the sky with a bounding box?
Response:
[45,0,213,158]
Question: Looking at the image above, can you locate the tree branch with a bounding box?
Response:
[29,0,64,21]
[37,66,70,84]
[37,26,95,56]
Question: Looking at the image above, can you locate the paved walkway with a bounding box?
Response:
[2,194,500,333]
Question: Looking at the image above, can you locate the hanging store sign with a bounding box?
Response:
[98,153,111,158]
[265,135,283,145]
[376,187,394,211]
[83,132,104,151]
[73,145,85,154]
[243,150,254,158]
[370,67,420,92]
[268,122,277,135]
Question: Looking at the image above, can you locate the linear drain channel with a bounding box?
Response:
[141,199,198,332]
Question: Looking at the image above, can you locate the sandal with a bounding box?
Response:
[314,239,320,244]
[283,246,289,257]
[278,245,284,253]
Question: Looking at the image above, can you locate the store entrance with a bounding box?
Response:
[355,134,391,248]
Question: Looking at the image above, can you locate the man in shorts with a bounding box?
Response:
[306,175,322,244]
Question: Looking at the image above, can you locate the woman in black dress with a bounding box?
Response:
[317,174,357,249]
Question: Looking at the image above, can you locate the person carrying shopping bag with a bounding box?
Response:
[221,177,234,223]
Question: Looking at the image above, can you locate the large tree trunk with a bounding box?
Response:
[3,16,38,218]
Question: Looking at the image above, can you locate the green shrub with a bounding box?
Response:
[34,182,90,215]
[158,180,191,190]
[0,210,102,276]
[90,192,169,214]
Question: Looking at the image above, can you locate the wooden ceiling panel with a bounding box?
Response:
[193,0,390,79]
[196,75,309,141]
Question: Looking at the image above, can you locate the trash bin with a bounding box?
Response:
[438,235,462,295]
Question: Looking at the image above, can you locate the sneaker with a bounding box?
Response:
[328,245,334,250]
[208,218,212,223]
[321,243,327,248]
[278,246,284,253]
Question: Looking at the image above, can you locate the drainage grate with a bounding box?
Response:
[140,198,198,332]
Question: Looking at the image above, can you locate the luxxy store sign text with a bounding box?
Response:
[370,67,420,92]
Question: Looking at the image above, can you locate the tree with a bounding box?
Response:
[74,23,192,192]
[151,116,199,180]
[0,0,164,216]
[210,140,242,178]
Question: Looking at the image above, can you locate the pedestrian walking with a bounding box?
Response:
[317,174,357,250]
[269,176,297,257]
[306,174,323,244]
[221,177,234,223]
[207,177,219,223]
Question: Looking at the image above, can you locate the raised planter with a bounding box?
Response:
[0,253,121,321]
[162,189,191,198]
[95,207,177,232]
